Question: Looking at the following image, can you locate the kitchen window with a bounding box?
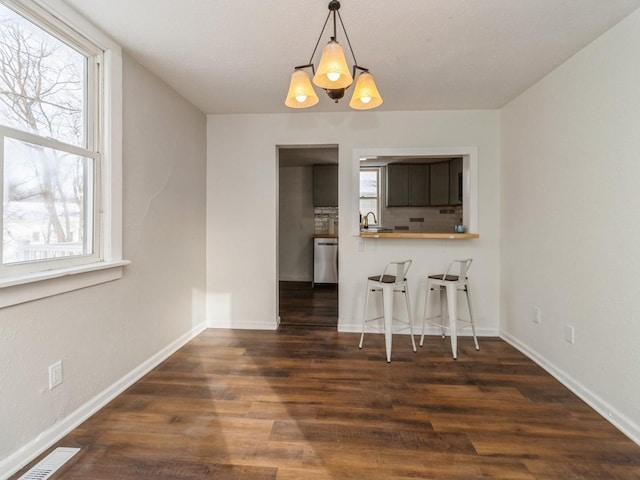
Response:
[359,167,380,225]
[0,0,124,306]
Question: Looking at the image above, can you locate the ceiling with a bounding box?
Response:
[62,0,640,115]
[279,146,338,167]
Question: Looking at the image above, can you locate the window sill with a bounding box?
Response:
[0,260,130,308]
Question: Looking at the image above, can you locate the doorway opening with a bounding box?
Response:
[277,145,339,328]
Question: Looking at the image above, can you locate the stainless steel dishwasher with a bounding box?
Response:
[313,237,338,285]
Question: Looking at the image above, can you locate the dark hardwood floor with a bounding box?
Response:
[278,281,338,328]
[11,328,640,479]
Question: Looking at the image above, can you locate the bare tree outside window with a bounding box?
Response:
[0,3,92,265]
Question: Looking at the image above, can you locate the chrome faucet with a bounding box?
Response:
[363,211,377,228]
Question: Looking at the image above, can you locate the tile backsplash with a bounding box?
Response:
[382,205,462,233]
[315,207,338,234]
[313,205,461,234]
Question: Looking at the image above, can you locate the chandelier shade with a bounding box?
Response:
[284,0,382,111]
[285,69,320,108]
[349,71,383,110]
[312,40,353,90]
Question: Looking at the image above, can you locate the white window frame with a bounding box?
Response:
[359,167,381,226]
[0,0,126,308]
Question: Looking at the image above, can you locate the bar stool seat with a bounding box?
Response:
[420,258,479,359]
[359,260,417,362]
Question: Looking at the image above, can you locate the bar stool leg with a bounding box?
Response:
[420,280,433,347]
[465,285,480,351]
[446,282,458,360]
[439,287,445,337]
[359,285,371,349]
[404,286,417,352]
[382,284,394,362]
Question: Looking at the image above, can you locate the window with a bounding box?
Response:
[359,167,380,225]
[0,0,124,306]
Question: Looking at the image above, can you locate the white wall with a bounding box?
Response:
[0,53,207,474]
[207,111,501,333]
[501,10,640,442]
[278,166,314,282]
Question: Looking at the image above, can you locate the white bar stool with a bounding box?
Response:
[359,260,417,362]
[420,258,479,359]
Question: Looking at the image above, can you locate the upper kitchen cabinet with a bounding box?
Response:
[409,164,430,207]
[429,161,450,206]
[313,164,338,207]
[449,157,463,206]
[386,164,408,206]
[386,164,430,207]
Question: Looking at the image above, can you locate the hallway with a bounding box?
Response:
[278,281,338,328]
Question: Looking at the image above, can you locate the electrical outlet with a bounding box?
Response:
[358,238,364,252]
[533,306,541,325]
[49,361,63,389]
[565,325,575,344]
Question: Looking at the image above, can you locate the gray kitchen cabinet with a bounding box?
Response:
[313,164,338,207]
[387,160,459,207]
[408,164,430,206]
[386,164,409,206]
[449,157,463,205]
[387,164,431,207]
[429,161,450,206]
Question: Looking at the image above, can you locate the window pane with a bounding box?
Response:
[3,137,93,264]
[0,3,86,147]
[359,198,378,220]
[360,170,378,197]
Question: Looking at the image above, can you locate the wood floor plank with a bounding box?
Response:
[278,281,338,328]
[10,326,640,479]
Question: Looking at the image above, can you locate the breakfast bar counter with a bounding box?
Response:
[359,231,479,239]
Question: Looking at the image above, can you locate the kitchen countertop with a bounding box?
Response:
[312,233,338,238]
[360,231,479,239]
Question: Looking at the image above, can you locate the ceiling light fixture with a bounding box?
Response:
[285,0,383,111]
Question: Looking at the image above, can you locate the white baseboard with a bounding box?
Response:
[0,321,208,480]
[500,331,640,447]
[207,319,278,330]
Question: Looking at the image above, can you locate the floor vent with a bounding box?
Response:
[19,447,80,480]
